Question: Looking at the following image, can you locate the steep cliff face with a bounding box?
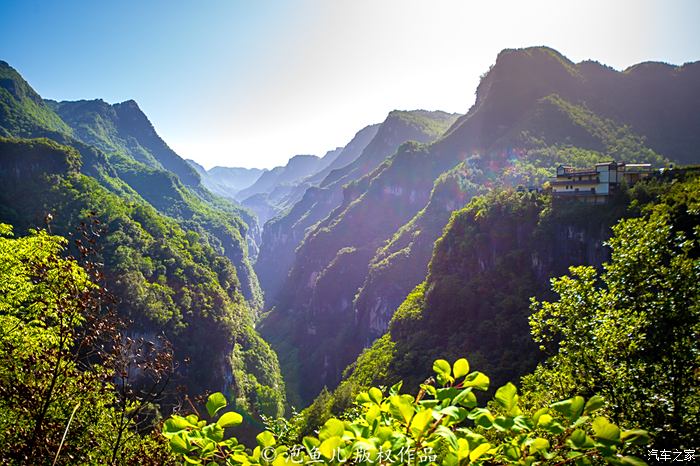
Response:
[299,183,665,426]
[255,111,459,308]
[379,191,559,390]
[353,160,486,342]
[353,180,674,397]
[262,141,455,404]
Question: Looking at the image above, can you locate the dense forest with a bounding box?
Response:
[0,45,698,465]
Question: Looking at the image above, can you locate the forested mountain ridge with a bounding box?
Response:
[0,61,283,427]
[48,98,201,186]
[291,170,699,450]
[0,60,73,138]
[44,92,264,307]
[259,46,699,407]
[255,110,460,309]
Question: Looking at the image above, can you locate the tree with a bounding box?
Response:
[0,222,175,464]
[527,176,700,448]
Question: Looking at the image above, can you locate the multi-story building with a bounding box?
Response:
[550,161,652,202]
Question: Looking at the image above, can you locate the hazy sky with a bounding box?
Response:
[1,0,699,169]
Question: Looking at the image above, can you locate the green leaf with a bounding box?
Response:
[453,358,470,379]
[468,408,494,429]
[463,371,490,391]
[568,429,592,449]
[530,437,549,453]
[438,406,462,419]
[368,387,383,404]
[389,381,403,395]
[365,404,381,424]
[409,409,433,438]
[513,415,534,432]
[356,392,371,404]
[216,411,243,428]
[469,443,491,461]
[205,392,227,418]
[532,407,549,424]
[319,418,345,441]
[620,456,647,466]
[163,416,192,436]
[256,430,276,448]
[583,395,605,415]
[592,416,621,444]
[537,414,565,435]
[504,445,520,461]
[551,396,585,422]
[620,429,650,445]
[453,388,477,408]
[493,416,514,431]
[433,359,451,377]
[433,359,453,385]
[319,436,342,459]
[494,382,518,411]
[303,436,320,451]
[436,387,460,401]
[202,423,224,442]
[169,434,190,455]
[388,394,415,424]
[435,425,458,450]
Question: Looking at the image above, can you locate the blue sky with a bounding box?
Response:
[1,0,699,168]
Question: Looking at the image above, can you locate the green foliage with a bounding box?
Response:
[391,110,460,142]
[300,171,698,450]
[0,61,73,138]
[0,224,175,464]
[526,174,700,448]
[0,137,284,418]
[165,358,648,465]
[0,136,81,173]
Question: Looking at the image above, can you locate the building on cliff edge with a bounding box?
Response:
[550,161,652,203]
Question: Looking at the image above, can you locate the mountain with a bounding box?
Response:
[40,94,264,309]
[194,162,266,198]
[352,159,486,343]
[0,61,73,139]
[0,61,283,422]
[255,111,460,309]
[304,124,380,186]
[295,171,699,434]
[48,98,201,186]
[237,154,321,200]
[260,47,699,407]
[319,110,460,189]
[236,154,323,224]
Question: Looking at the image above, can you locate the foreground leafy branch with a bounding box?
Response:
[163,358,648,465]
